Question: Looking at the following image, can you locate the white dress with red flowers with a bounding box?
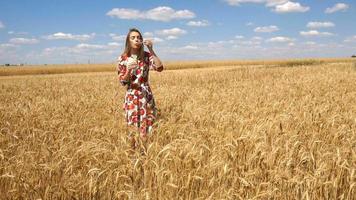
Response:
[117,51,163,136]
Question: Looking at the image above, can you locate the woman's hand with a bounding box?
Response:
[127,58,137,70]
[127,63,136,70]
[143,39,153,49]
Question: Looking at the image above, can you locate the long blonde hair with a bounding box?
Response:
[122,28,145,61]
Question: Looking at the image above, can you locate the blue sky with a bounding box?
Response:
[0,0,356,64]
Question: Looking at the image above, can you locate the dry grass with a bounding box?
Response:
[0,61,355,199]
[0,58,355,76]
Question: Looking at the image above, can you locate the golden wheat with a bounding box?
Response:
[0,61,355,199]
[0,58,355,76]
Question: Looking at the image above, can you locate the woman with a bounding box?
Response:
[117,28,164,148]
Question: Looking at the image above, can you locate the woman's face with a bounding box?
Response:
[129,31,143,50]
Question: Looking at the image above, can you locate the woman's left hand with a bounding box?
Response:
[143,39,153,49]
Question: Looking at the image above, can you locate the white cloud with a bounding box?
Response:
[43,42,120,56]
[76,43,106,50]
[154,28,186,41]
[163,38,270,59]
[107,42,121,47]
[307,22,335,29]
[0,43,20,64]
[141,32,165,43]
[224,0,288,6]
[143,32,154,38]
[325,3,349,14]
[267,36,294,42]
[106,6,195,22]
[273,1,309,13]
[36,43,121,64]
[155,28,187,37]
[8,31,28,35]
[246,22,254,26]
[265,0,288,7]
[9,38,39,44]
[166,36,178,40]
[0,21,4,29]
[150,37,165,43]
[180,45,198,50]
[145,7,195,21]
[254,25,279,33]
[42,47,64,55]
[45,32,95,41]
[186,20,210,27]
[233,36,263,46]
[107,8,141,20]
[109,33,126,41]
[344,35,356,43]
[300,30,334,37]
[224,0,309,13]
[252,36,263,40]
[1,43,17,48]
[224,0,263,6]
[207,41,228,48]
[237,41,261,46]
[305,41,316,45]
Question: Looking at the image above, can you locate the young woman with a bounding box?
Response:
[117,28,164,148]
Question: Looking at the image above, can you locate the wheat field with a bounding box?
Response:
[1,58,355,76]
[0,61,355,199]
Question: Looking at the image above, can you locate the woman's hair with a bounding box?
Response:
[122,28,145,61]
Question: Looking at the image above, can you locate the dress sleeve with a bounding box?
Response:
[148,52,164,72]
[117,56,129,86]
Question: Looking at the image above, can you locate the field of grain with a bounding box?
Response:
[1,58,355,76]
[0,61,355,199]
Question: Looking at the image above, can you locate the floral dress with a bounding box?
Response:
[117,51,163,137]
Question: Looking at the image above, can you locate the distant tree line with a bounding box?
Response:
[1,63,25,67]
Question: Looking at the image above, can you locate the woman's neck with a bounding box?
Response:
[130,49,139,55]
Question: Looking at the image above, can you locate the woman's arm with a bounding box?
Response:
[144,40,164,72]
[121,68,132,81]
[148,48,163,71]
[117,56,134,86]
